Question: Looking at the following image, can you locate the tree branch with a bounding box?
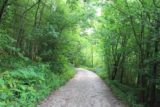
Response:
[22,0,41,15]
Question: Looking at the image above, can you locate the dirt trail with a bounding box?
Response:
[38,68,125,107]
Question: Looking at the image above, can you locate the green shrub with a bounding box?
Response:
[97,71,144,107]
[0,63,75,107]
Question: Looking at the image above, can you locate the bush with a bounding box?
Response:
[97,71,144,107]
[0,63,75,107]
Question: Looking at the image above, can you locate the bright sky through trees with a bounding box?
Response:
[96,8,101,16]
[0,0,160,107]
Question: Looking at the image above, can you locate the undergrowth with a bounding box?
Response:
[96,71,144,107]
[0,59,75,107]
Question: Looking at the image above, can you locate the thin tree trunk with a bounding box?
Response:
[149,41,158,107]
[0,0,9,23]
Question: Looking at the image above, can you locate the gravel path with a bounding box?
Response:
[38,68,125,107]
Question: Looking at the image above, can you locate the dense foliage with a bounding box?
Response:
[97,0,160,107]
[0,0,83,106]
[1,0,160,107]
[0,62,75,106]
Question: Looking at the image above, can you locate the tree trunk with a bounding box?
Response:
[149,35,159,107]
[0,0,9,23]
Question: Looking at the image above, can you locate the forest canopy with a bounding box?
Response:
[0,0,160,107]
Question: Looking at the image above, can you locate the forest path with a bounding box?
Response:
[38,68,125,107]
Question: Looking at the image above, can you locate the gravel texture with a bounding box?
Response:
[37,68,126,107]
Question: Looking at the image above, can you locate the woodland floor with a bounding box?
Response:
[37,68,126,107]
